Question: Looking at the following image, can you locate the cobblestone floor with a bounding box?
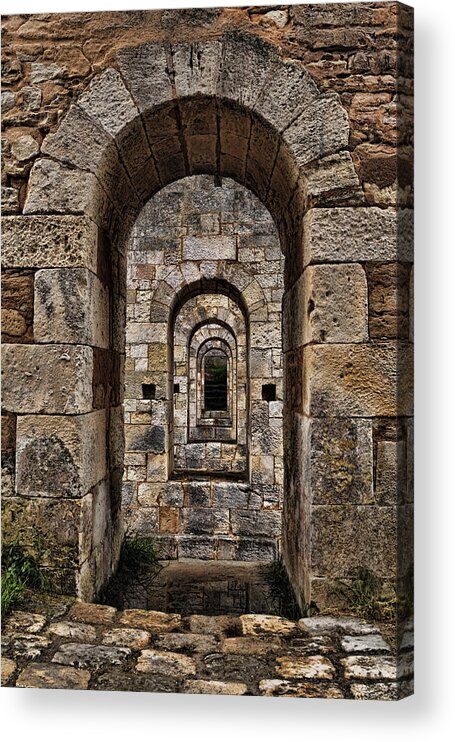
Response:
[1,594,414,700]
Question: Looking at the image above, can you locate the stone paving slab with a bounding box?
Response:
[1,598,414,700]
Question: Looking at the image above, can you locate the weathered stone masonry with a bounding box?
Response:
[1,4,413,611]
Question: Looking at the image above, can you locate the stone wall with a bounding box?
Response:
[1,3,413,608]
[123,175,284,561]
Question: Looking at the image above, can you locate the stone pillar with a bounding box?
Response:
[1,215,121,600]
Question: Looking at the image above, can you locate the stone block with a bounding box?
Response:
[182,679,247,695]
[52,643,131,670]
[2,344,93,414]
[187,481,211,507]
[126,322,167,344]
[182,236,236,261]
[136,649,196,677]
[15,411,106,498]
[117,44,172,113]
[375,439,407,505]
[218,31,278,109]
[231,510,281,538]
[119,609,180,632]
[16,663,90,690]
[213,482,250,508]
[309,418,373,505]
[275,655,335,680]
[23,159,99,219]
[1,215,98,271]
[303,208,413,265]
[254,58,319,132]
[303,264,368,344]
[311,505,399,578]
[236,538,277,562]
[2,496,81,568]
[178,536,216,560]
[181,508,230,536]
[34,268,109,348]
[304,343,413,417]
[125,424,165,453]
[172,40,222,98]
[283,94,350,168]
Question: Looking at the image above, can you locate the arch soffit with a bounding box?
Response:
[23,32,359,253]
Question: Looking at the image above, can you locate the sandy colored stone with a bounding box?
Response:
[15,411,106,498]
[1,308,27,337]
[102,627,150,649]
[240,614,297,637]
[1,215,98,271]
[1,658,17,684]
[303,207,413,265]
[153,632,217,654]
[221,637,282,656]
[2,344,93,414]
[48,621,97,643]
[259,678,343,698]
[303,264,368,344]
[34,268,109,348]
[16,663,90,689]
[24,159,99,219]
[275,654,335,680]
[136,649,196,677]
[304,343,413,417]
[119,609,181,632]
[68,602,117,625]
[183,236,236,261]
[4,611,46,635]
[182,679,247,695]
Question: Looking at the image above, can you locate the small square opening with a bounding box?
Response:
[262,384,276,402]
[174,383,180,394]
[142,383,156,400]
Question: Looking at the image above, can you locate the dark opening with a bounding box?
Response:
[204,352,228,412]
[142,383,156,400]
[262,384,276,402]
[174,383,180,394]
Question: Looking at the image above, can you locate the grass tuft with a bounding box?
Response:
[1,541,50,617]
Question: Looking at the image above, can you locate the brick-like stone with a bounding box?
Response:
[102,628,150,649]
[2,344,93,414]
[259,678,343,698]
[15,411,106,498]
[68,602,117,625]
[183,236,236,261]
[311,505,399,578]
[341,634,390,652]
[283,94,350,168]
[341,655,400,680]
[1,658,17,684]
[136,649,196,677]
[16,663,90,689]
[182,679,247,695]
[231,510,281,538]
[119,609,181,632]
[48,621,97,642]
[303,264,368,344]
[34,268,109,348]
[240,614,297,637]
[304,343,413,417]
[1,215,98,271]
[275,654,335,680]
[308,418,374,505]
[52,643,131,669]
[303,208,413,265]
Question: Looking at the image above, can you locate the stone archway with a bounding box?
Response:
[1,31,412,605]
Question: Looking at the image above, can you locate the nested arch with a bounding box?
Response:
[15,30,362,602]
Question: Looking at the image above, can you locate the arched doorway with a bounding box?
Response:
[3,32,410,607]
